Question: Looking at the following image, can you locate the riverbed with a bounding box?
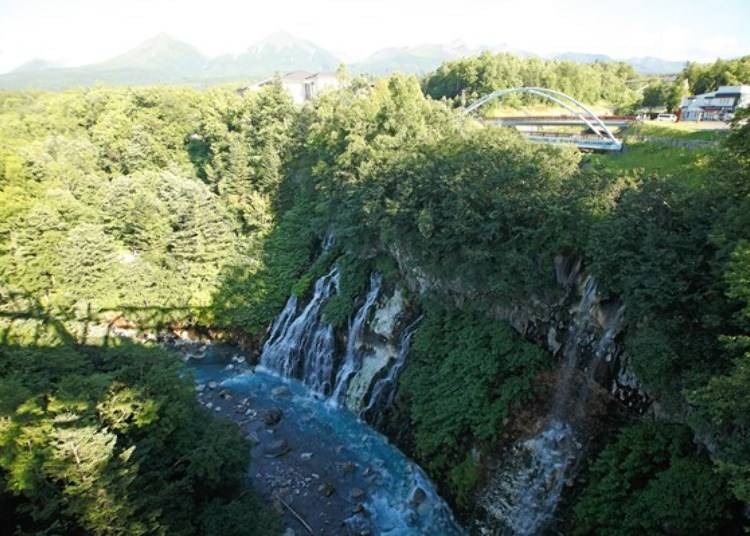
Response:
[179,342,463,536]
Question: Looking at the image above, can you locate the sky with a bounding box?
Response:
[0,0,749,73]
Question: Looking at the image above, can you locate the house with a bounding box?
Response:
[679,85,750,121]
[253,71,341,104]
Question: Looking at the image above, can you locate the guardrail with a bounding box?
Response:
[524,134,623,151]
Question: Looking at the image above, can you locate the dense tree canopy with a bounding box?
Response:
[677,55,750,95]
[572,423,734,535]
[422,52,640,110]
[0,304,279,535]
[0,85,299,534]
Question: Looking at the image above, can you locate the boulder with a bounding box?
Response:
[263,439,291,458]
[318,482,335,497]
[272,386,291,397]
[340,461,355,474]
[351,487,366,501]
[263,407,283,426]
[408,486,427,507]
[300,452,313,460]
[207,381,218,390]
[344,512,373,535]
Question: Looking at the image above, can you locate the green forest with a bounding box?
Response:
[1,51,750,534]
[424,53,750,114]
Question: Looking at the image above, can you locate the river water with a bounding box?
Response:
[182,342,463,536]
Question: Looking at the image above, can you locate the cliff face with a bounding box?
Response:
[383,250,650,531]
[390,247,649,410]
[257,248,655,531]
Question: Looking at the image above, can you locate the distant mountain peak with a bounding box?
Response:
[258,30,301,45]
[551,51,685,73]
[555,52,613,63]
[353,41,533,75]
[95,33,206,74]
[11,58,64,73]
[248,31,328,56]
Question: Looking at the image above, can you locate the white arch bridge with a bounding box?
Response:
[465,87,625,152]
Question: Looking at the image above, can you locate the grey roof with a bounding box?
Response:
[281,70,315,81]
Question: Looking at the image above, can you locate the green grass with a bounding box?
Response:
[588,140,716,182]
[625,121,729,141]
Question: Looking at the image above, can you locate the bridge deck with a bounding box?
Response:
[484,116,634,128]
[524,133,623,151]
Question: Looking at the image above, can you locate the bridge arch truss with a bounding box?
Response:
[465,87,623,151]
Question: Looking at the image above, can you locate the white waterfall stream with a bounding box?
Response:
[331,273,382,403]
[481,276,624,534]
[260,267,339,393]
[361,315,422,423]
[256,267,464,534]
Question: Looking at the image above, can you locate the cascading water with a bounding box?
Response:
[260,267,339,394]
[331,273,382,404]
[481,276,623,535]
[186,343,464,535]
[252,267,464,534]
[361,315,422,424]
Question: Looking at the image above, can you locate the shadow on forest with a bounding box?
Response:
[0,291,208,348]
[0,290,273,535]
[207,196,322,340]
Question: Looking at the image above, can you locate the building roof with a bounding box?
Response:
[305,71,337,80]
[686,85,750,100]
[680,85,750,110]
[281,70,315,82]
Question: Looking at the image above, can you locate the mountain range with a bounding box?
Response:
[0,32,687,90]
[551,52,686,75]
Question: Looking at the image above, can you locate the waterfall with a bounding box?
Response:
[481,276,624,535]
[321,230,336,251]
[331,273,382,404]
[361,315,422,423]
[255,266,465,533]
[260,267,339,393]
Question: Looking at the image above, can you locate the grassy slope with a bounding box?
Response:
[587,141,715,181]
[588,121,725,180]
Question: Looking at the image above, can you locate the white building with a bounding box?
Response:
[255,71,341,104]
[680,85,750,121]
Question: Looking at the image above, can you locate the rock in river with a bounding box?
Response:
[247,431,261,446]
[409,486,427,506]
[264,439,291,458]
[272,385,291,397]
[263,407,283,426]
